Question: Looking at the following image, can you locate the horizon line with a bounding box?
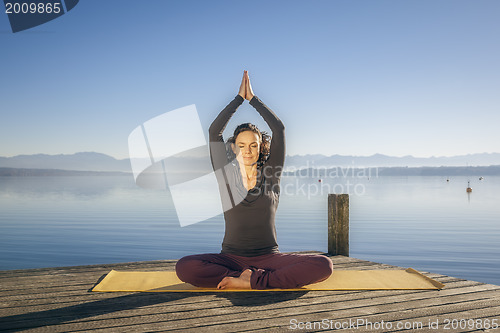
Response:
[1,151,500,160]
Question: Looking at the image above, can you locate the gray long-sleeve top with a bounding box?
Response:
[208,95,285,257]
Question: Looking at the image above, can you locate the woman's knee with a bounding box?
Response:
[311,255,333,279]
[175,255,202,283]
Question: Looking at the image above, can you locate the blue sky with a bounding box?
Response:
[1,0,499,159]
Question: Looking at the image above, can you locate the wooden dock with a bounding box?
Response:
[1,253,500,332]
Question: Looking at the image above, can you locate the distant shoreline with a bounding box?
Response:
[1,165,500,177]
[0,168,131,177]
[285,165,500,177]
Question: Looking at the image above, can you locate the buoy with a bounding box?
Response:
[466,180,472,192]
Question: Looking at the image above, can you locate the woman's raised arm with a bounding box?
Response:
[208,72,247,171]
[249,96,285,168]
[244,71,285,168]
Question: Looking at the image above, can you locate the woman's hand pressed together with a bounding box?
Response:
[238,70,246,99]
[244,70,254,101]
[237,70,255,101]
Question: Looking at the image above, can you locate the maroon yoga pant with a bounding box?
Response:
[175,252,333,290]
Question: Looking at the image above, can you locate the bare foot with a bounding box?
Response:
[217,269,252,290]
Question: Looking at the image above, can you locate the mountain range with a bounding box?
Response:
[1,152,500,172]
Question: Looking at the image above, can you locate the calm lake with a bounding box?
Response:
[1,174,499,286]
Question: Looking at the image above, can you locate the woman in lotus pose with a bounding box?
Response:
[175,71,333,289]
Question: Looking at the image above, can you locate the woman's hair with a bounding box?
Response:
[226,123,271,167]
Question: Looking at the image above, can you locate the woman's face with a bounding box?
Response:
[232,130,261,166]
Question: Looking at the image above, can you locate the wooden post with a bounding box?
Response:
[328,194,349,256]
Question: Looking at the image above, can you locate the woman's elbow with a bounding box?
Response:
[208,125,221,141]
[275,122,285,134]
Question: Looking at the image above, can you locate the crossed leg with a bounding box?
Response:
[248,253,333,289]
[175,253,246,288]
[175,252,333,290]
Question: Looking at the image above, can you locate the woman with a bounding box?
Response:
[175,70,333,289]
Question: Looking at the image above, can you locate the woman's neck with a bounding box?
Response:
[238,162,257,190]
[243,164,257,178]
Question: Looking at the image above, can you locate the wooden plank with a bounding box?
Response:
[328,194,349,256]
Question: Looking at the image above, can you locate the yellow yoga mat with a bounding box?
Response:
[92,268,445,292]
